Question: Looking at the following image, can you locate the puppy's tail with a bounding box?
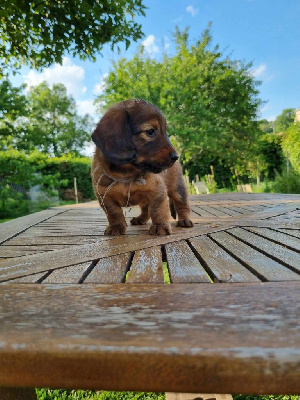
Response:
[169,199,177,220]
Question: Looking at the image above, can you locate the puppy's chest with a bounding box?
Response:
[107,184,149,207]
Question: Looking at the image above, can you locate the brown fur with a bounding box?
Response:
[91,99,193,235]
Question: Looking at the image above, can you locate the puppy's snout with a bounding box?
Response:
[169,152,179,162]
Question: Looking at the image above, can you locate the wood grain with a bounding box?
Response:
[0,209,65,245]
[228,227,300,272]
[246,227,300,252]
[165,241,211,283]
[43,263,91,284]
[0,282,299,394]
[0,224,230,283]
[84,253,131,284]
[126,247,164,283]
[189,235,260,282]
[210,231,300,281]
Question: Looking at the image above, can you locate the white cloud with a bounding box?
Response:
[93,73,108,96]
[142,35,159,55]
[250,63,275,82]
[163,36,171,52]
[24,57,87,98]
[251,63,267,78]
[76,100,97,118]
[186,5,198,16]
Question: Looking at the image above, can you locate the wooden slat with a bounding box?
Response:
[5,236,106,246]
[189,236,260,282]
[228,227,300,272]
[0,283,299,394]
[246,227,300,251]
[0,209,65,245]
[42,263,91,283]
[165,241,211,283]
[220,206,245,214]
[0,245,70,252]
[0,248,42,258]
[197,205,229,217]
[0,224,230,283]
[0,272,47,284]
[214,206,242,216]
[84,253,131,283]
[193,206,217,217]
[277,228,300,238]
[210,231,300,281]
[126,247,164,283]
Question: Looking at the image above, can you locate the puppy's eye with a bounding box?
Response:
[146,129,157,137]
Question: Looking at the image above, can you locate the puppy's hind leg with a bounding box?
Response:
[130,203,150,225]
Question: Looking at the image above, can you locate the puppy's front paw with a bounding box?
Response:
[104,224,127,236]
[130,216,148,226]
[148,222,172,235]
[177,218,194,228]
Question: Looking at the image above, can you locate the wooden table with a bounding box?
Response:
[0,193,299,398]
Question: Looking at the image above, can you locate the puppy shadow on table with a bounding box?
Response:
[91,99,194,236]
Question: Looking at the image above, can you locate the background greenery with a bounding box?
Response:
[1,27,299,222]
[35,390,300,400]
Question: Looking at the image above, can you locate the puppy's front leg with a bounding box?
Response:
[148,189,172,235]
[103,198,127,236]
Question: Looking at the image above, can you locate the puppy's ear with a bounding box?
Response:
[92,106,136,165]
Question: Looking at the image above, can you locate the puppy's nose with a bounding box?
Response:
[169,152,179,162]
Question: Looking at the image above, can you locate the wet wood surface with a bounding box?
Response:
[0,282,299,394]
[0,193,299,394]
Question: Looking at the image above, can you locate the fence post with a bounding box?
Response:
[74,177,78,204]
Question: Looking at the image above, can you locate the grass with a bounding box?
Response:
[36,390,165,400]
[36,391,300,400]
[0,198,77,223]
[0,218,12,223]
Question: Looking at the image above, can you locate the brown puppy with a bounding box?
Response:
[91,99,193,235]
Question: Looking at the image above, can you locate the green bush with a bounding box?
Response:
[38,154,94,200]
[35,390,300,400]
[0,149,93,218]
[272,169,300,194]
[36,390,165,400]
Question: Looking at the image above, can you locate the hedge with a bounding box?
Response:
[0,150,95,201]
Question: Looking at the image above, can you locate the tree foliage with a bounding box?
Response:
[0,81,93,156]
[96,26,263,180]
[0,0,146,76]
[0,79,28,149]
[257,133,284,180]
[282,122,300,174]
[275,108,295,133]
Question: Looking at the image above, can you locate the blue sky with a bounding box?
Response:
[10,0,300,131]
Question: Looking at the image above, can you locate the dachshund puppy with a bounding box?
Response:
[91,99,193,235]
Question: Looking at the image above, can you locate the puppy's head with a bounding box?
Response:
[92,99,178,173]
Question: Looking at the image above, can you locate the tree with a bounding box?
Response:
[0,79,28,150]
[259,119,273,134]
[0,0,146,76]
[26,82,92,156]
[282,122,300,174]
[258,133,284,180]
[0,149,37,217]
[275,108,295,133]
[96,26,263,182]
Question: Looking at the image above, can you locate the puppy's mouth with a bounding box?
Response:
[132,160,175,174]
